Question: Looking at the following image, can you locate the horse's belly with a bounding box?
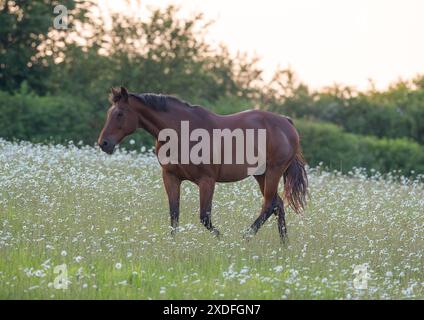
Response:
[216,164,250,182]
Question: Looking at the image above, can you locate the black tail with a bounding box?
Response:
[283,151,308,214]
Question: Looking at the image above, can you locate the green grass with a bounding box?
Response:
[0,139,423,299]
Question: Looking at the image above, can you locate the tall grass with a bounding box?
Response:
[0,139,422,299]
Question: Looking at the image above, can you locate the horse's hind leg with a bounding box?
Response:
[276,197,288,243]
[245,170,282,238]
[254,174,288,243]
[254,174,265,196]
[198,178,220,237]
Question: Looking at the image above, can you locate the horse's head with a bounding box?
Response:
[98,87,139,154]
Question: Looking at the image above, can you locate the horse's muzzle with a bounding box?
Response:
[99,140,115,154]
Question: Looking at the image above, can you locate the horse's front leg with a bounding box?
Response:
[162,170,181,236]
[198,178,220,237]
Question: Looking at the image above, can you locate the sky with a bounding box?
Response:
[98,0,424,90]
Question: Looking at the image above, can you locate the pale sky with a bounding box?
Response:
[98,0,424,90]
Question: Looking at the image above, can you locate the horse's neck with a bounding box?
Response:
[131,98,184,139]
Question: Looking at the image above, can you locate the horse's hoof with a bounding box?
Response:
[211,228,221,238]
[170,227,178,238]
[243,228,255,241]
[280,236,289,246]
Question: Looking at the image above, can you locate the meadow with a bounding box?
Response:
[0,139,422,299]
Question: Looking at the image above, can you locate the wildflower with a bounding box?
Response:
[274,266,284,273]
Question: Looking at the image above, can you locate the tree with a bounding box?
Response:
[0,0,88,93]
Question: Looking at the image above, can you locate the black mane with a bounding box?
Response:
[129,93,195,112]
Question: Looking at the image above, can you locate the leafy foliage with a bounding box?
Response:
[0,0,89,93]
[267,69,424,145]
[296,120,424,175]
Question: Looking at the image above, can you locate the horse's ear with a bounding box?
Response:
[109,87,119,103]
[111,87,119,96]
[120,86,129,102]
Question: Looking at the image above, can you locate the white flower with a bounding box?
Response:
[61,250,67,257]
[129,139,135,145]
[274,266,284,273]
[240,266,249,274]
[115,262,122,270]
[74,256,83,263]
[35,270,45,277]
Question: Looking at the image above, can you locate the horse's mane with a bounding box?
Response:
[109,87,198,112]
[131,93,197,112]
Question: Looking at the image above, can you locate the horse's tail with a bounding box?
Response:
[283,150,308,214]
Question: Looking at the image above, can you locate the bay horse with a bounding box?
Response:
[98,87,308,242]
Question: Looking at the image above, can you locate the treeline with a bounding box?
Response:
[0,2,423,174]
[297,120,424,174]
[266,72,424,145]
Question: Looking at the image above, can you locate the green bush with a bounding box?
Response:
[296,120,424,174]
[0,90,95,144]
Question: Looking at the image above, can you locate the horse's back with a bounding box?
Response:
[208,109,299,178]
[211,109,298,150]
[212,109,293,130]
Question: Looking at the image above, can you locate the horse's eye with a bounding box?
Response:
[117,112,123,118]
